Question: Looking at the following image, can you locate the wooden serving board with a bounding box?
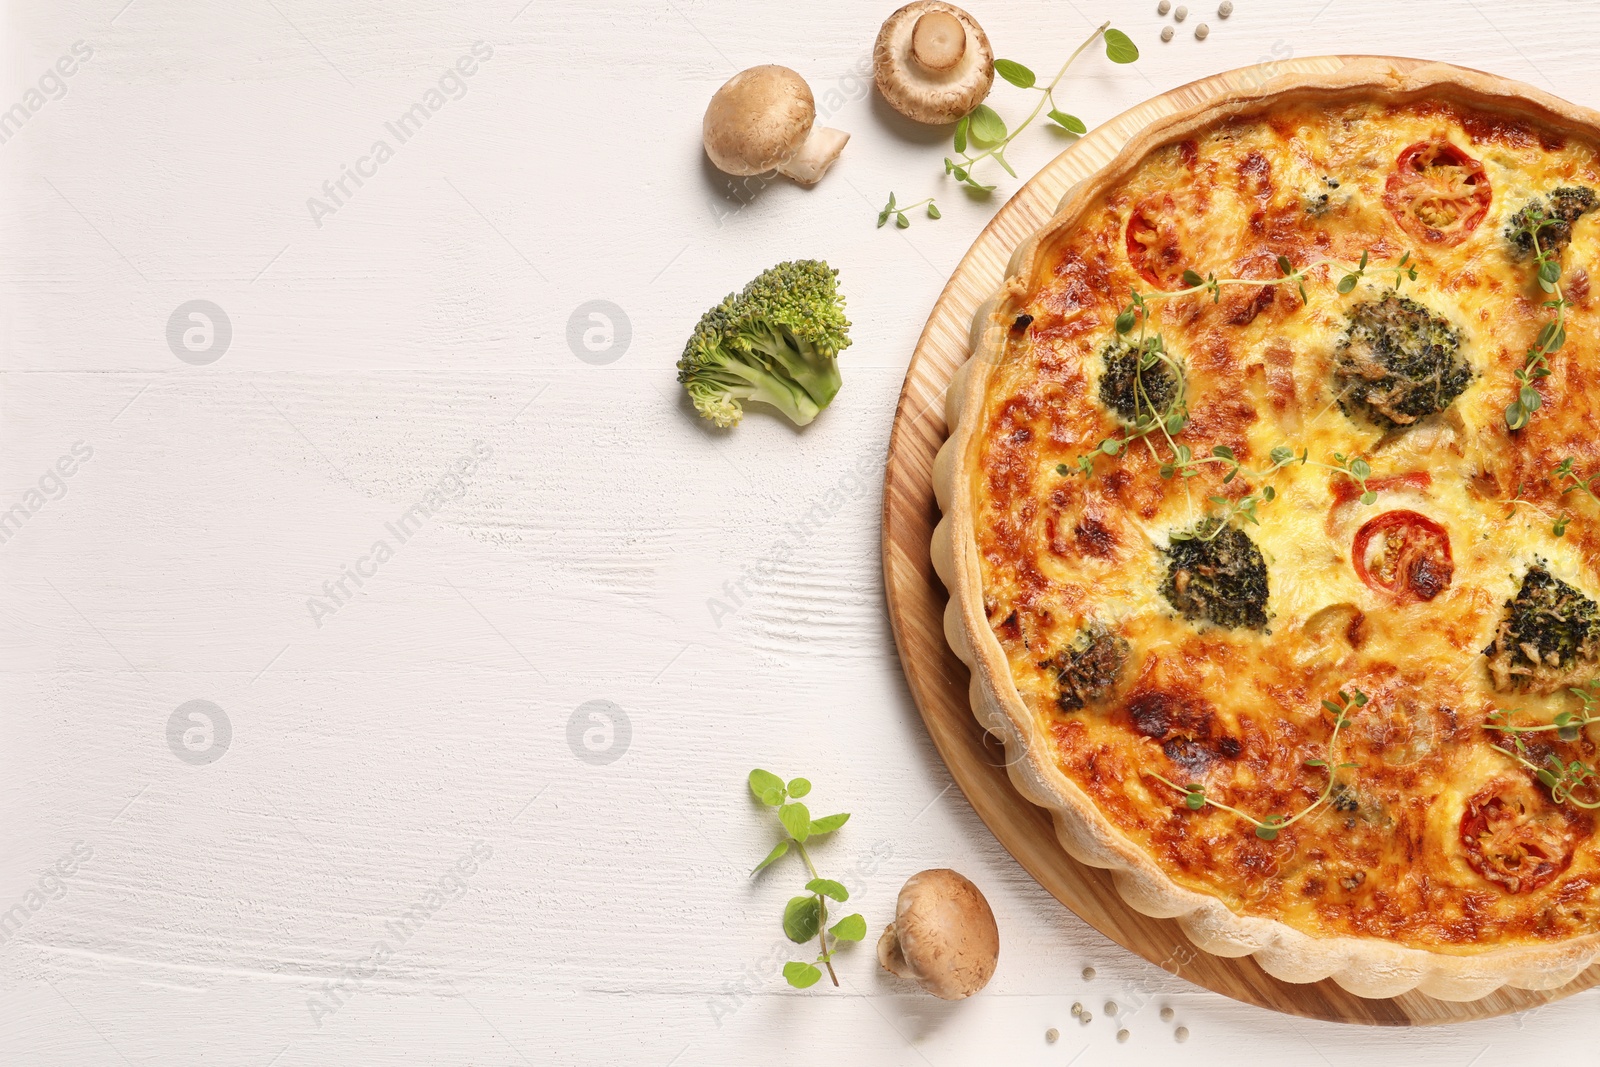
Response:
[880,55,1600,1025]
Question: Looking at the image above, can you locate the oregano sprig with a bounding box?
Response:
[943,22,1138,193]
[877,191,940,229]
[1148,687,1366,841]
[748,769,866,988]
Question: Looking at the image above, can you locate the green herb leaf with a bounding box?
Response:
[780,802,811,842]
[927,202,941,219]
[1103,28,1139,63]
[896,212,910,229]
[787,777,811,799]
[783,961,822,988]
[783,895,822,942]
[1277,254,1294,277]
[1048,110,1088,135]
[1114,309,1136,333]
[829,913,867,941]
[751,839,789,875]
[1337,274,1358,294]
[806,878,849,902]
[808,812,850,835]
[1182,269,1205,287]
[749,769,786,806]
[968,104,1007,145]
[1101,438,1123,456]
[1360,491,1377,506]
[995,58,1036,88]
[953,115,969,154]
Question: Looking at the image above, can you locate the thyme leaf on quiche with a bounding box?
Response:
[1487,680,1600,743]
[1148,687,1367,841]
[943,23,1137,194]
[876,191,940,228]
[1504,195,1591,430]
[748,769,866,989]
[1488,726,1600,810]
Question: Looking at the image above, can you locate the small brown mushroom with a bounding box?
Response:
[702,65,849,186]
[877,868,999,999]
[873,2,994,125]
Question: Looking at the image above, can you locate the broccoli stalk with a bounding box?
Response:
[678,260,851,428]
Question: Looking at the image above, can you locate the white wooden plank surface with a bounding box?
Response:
[0,0,1592,1062]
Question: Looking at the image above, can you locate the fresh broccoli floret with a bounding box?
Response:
[1333,293,1471,429]
[677,260,851,428]
[1098,335,1177,424]
[1484,565,1600,693]
[1161,520,1270,631]
[1044,623,1130,711]
[1506,186,1598,257]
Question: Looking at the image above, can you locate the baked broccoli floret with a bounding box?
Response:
[1506,186,1598,257]
[677,260,851,428]
[1098,336,1177,424]
[1484,565,1600,693]
[1160,520,1270,631]
[1333,294,1472,428]
[1045,624,1129,711]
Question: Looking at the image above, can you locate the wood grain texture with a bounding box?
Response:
[882,54,1600,1026]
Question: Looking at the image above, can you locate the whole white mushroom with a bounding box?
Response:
[702,65,849,186]
[877,868,999,999]
[873,1,995,125]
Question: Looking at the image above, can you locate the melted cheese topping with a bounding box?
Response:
[975,100,1600,948]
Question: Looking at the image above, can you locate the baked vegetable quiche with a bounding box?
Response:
[932,61,1600,999]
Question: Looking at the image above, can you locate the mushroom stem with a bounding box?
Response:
[911,10,966,72]
[777,125,850,186]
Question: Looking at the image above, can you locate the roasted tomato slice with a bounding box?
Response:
[1351,509,1453,601]
[1124,195,1189,290]
[1460,778,1585,893]
[1384,140,1491,245]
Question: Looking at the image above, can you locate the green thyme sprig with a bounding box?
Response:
[1507,207,1569,430]
[1149,688,1366,841]
[1548,456,1600,536]
[1487,681,1600,743]
[1504,481,1567,536]
[1490,733,1600,809]
[1487,682,1600,808]
[748,770,866,989]
[877,192,939,229]
[943,22,1138,193]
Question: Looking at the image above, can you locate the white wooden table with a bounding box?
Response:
[1,1,1591,1062]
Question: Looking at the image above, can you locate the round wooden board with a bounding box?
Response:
[880,54,1600,1025]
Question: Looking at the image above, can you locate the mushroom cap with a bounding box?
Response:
[703,65,816,176]
[873,2,994,125]
[879,868,998,999]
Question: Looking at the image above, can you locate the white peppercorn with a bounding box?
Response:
[1219,0,1234,16]
[1174,5,1188,21]
[1195,23,1210,39]
[1158,0,1171,12]
[1161,25,1174,41]
[1176,1026,1191,1042]
[1046,1028,1059,1043]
